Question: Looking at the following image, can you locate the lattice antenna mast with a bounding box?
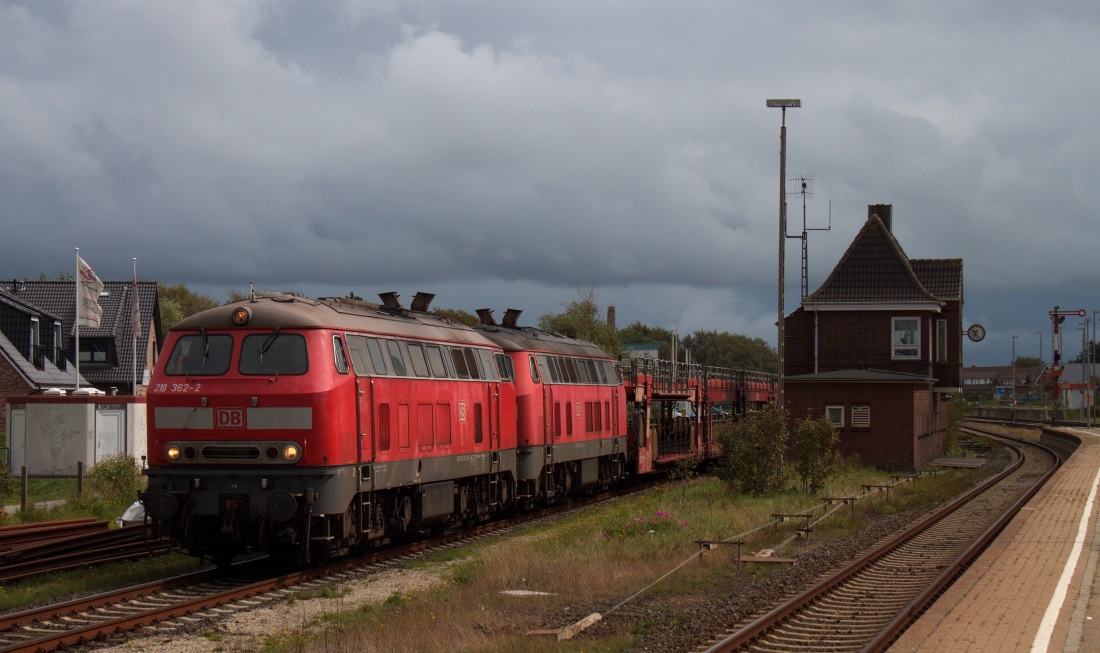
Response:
[786,174,831,300]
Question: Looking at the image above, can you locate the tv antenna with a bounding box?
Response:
[786,174,831,300]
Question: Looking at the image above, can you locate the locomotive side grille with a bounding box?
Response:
[202,445,262,460]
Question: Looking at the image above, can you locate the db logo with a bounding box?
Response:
[215,408,246,429]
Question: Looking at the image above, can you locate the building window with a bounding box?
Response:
[892,317,920,360]
[78,339,115,366]
[826,406,844,427]
[851,406,870,428]
[936,319,947,363]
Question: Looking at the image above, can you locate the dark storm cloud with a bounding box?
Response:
[1,0,1097,364]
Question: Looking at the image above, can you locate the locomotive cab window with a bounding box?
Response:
[333,335,349,374]
[239,333,308,375]
[166,334,234,376]
[495,353,515,381]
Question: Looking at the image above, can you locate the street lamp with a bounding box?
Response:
[767,98,801,409]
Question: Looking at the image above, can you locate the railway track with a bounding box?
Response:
[0,484,639,653]
[698,425,1057,653]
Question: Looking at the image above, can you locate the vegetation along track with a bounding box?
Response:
[700,425,1057,653]
[0,484,640,653]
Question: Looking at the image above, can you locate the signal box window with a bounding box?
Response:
[892,317,920,360]
[240,333,308,375]
[826,406,844,427]
[166,335,233,376]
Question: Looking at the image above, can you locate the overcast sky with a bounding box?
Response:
[2,1,1097,367]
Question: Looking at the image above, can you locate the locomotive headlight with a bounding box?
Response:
[282,444,301,462]
[231,307,252,326]
[165,445,181,461]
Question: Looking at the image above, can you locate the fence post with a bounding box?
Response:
[20,465,27,512]
[77,461,84,496]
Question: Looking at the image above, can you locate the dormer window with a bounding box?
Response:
[892,317,920,360]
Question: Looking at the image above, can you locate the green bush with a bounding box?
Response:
[791,415,841,493]
[714,404,789,494]
[85,454,144,504]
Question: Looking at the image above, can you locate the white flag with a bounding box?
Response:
[77,256,104,328]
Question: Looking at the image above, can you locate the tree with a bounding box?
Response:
[434,308,479,327]
[1014,356,1043,367]
[538,288,621,354]
[159,283,219,330]
[714,404,789,494]
[618,322,677,358]
[682,330,777,372]
[790,415,840,493]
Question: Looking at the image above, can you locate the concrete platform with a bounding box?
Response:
[889,427,1100,653]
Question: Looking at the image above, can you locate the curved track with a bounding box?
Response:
[700,426,1057,653]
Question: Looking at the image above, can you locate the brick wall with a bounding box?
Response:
[786,380,932,471]
[786,308,941,377]
[0,359,33,429]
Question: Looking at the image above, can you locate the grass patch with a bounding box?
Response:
[290,586,350,602]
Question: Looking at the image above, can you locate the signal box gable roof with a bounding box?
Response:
[804,214,947,307]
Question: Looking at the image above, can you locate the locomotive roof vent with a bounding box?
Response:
[476,308,496,325]
[378,292,403,309]
[502,308,522,328]
[411,291,435,312]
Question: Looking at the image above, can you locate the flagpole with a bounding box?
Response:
[132,258,138,396]
[74,247,80,391]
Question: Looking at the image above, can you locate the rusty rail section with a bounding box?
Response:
[0,520,170,584]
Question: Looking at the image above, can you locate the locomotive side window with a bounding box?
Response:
[366,338,388,375]
[547,357,562,384]
[464,349,482,379]
[594,360,607,384]
[239,334,308,375]
[333,336,349,374]
[586,361,599,384]
[165,334,233,376]
[386,340,407,376]
[425,345,448,378]
[495,353,515,381]
[561,358,579,384]
[450,347,471,379]
[478,349,500,381]
[529,356,540,383]
[575,359,591,384]
[406,344,430,377]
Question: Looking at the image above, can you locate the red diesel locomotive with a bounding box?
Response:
[140,292,629,565]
